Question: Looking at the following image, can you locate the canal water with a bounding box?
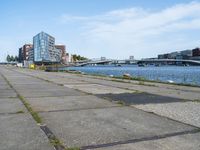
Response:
[65,65,200,86]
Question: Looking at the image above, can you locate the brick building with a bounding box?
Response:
[55,45,67,63]
[18,44,33,63]
[192,48,200,56]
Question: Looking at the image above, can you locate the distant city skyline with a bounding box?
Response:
[0,0,200,61]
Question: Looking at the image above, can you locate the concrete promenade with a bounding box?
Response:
[0,66,200,150]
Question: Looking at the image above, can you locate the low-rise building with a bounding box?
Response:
[169,52,179,59]
[180,50,192,59]
[18,44,33,64]
[101,57,106,60]
[129,56,134,60]
[55,45,67,64]
[192,48,200,56]
[158,54,165,59]
[158,50,193,60]
[23,44,33,60]
[190,56,200,60]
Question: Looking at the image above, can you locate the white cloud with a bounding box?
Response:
[60,7,147,23]
[60,14,89,23]
[62,1,200,59]
[88,1,200,36]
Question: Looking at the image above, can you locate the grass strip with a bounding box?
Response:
[18,95,42,123]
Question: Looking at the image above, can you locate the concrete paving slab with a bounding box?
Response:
[0,114,54,150]
[74,77,200,101]
[40,107,196,148]
[18,88,86,98]
[0,77,7,82]
[9,80,48,85]
[94,132,200,150]
[0,90,17,98]
[0,98,26,114]
[0,81,7,85]
[47,78,89,85]
[96,93,183,105]
[64,84,133,94]
[0,85,12,90]
[4,77,47,84]
[12,83,61,90]
[134,101,200,127]
[6,76,32,79]
[27,95,118,112]
[4,77,34,81]
[125,85,200,101]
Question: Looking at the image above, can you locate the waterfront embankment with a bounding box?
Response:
[0,65,200,150]
[63,65,200,86]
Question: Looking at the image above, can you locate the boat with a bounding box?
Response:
[138,64,146,67]
[115,64,122,67]
[155,64,161,67]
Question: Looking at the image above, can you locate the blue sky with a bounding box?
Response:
[0,0,200,61]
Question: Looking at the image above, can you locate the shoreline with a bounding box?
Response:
[54,69,200,88]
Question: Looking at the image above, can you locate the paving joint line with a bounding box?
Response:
[23,95,87,98]
[0,96,17,98]
[165,86,200,93]
[37,105,122,113]
[80,128,200,150]
[0,112,26,116]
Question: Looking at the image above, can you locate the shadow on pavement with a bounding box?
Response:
[96,92,184,105]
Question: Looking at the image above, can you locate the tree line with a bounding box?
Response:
[72,54,88,61]
[6,55,19,62]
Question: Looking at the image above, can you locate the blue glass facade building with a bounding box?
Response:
[33,32,61,63]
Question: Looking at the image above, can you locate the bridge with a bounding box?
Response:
[75,59,113,66]
[0,62,17,65]
[137,59,200,66]
[74,58,139,66]
[73,58,200,66]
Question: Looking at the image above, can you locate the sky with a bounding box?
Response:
[0,0,200,61]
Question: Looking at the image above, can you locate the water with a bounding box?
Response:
[65,65,200,86]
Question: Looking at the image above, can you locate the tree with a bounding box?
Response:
[14,56,19,62]
[10,56,14,62]
[6,55,11,62]
[72,54,77,61]
[6,55,19,62]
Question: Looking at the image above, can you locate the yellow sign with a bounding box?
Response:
[29,64,35,69]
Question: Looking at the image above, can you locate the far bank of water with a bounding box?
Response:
[64,65,200,86]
